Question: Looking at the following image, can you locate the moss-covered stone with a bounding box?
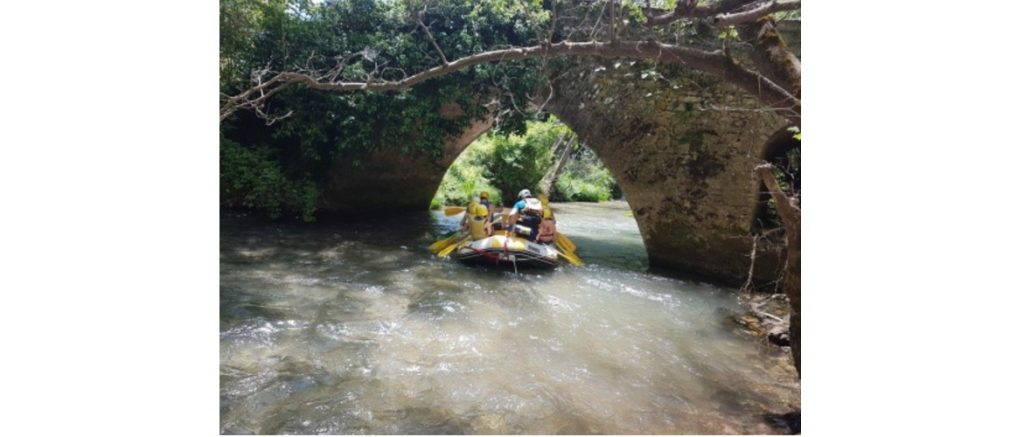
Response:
[316,58,791,285]
[546,60,790,285]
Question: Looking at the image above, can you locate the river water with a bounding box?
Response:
[220,201,799,434]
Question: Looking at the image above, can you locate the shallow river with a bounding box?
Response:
[220,201,799,434]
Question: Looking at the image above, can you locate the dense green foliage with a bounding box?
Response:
[431,118,618,207]
[483,120,562,206]
[431,137,506,208]
[220,137,319,221]
[220,0,550,219]
[431,119,560,208]
[551,146,617,202]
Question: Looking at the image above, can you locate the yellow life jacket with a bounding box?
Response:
[468,201,490,240]
[470,202,489,218]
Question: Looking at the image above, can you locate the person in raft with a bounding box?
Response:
[537,195,557,244]
[460,195,492,240]
[506,189,544,242]
[478,191,495,236]
[490,202,507,232]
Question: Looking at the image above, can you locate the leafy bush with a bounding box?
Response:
[432,118,622,206]
[483,120,563,205]
[430,133,506,207]
[431,156,504,207]
[551,145,618,202]
[220,137,319,221]
[555,179,613,202]
[433,119,567,208]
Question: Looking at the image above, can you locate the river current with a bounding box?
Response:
[220,201,799,434]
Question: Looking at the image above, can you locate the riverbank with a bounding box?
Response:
[735,293,793,348]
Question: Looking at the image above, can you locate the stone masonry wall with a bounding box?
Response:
[319,117,493,213]
[313,23,800,285]
[547,60,791,284]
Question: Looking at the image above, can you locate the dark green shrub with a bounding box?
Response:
[220,138,319,221]
[483,121,560,206]
[551,145,617,202]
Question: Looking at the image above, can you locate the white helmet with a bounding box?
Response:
[518,189,532,199]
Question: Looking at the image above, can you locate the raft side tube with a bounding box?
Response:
[453,235,559,268]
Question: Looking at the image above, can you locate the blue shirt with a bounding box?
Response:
[511,199,527,214]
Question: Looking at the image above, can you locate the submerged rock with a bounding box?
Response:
[767,326,790,347]
[764,411,800,434]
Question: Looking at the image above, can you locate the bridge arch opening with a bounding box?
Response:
[430,115,649,270]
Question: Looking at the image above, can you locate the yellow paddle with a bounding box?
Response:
[443,206,466,216]
[555,239,571,255]
[555,232,576,253]
[429,233,460,253]
[437,236,471,257]
[556,248,584,266]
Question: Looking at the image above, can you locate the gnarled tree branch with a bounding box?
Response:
[712,0,801,28]
[754,162,800,374]
[414,11,449,65]
[643,0,717,27]
[740,18,801,98]
[643,0,800,28]
[222,39,800,122]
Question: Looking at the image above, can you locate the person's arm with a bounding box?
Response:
[505,213,516,236]
[460,203,471,229]
[484,204,494,235]
[506,205,521,236]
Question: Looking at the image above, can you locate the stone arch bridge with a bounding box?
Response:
[317,49,798,286]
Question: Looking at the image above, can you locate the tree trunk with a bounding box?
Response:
[755,163,800,375]
[539,133,575,195]
[739,18,801,99]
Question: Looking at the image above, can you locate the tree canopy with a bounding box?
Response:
[222,0,800,123]
[220,0,800,221]
[221,0,560,219]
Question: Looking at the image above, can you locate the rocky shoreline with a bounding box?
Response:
[734,292,793,348]
[732,292,800,434]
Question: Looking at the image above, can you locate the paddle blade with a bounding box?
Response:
[444,206,466,216]
[555,233,576,253]
[558,250,584,267]
[437,237,470,257]
[429,234,458,253]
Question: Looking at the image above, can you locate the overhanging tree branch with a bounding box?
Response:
[222,39,800,122]
[712,0,801,28]
[755,163,800,226]
[643,0,716,27]
[741,18,801,97]
[754,162,800,374]
[414,10,449,65]
[643,0,799,28]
